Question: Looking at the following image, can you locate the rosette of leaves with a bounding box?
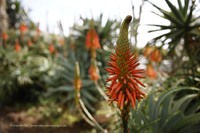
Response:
[147,0,200,86]
[45,54,100,113]
[67,14,120,80]
[147,0,200,55]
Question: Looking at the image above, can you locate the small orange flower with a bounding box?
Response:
[145,64,157,79]
[27,39,32,46]
[49,44,55,53]
[59,39,64,45]
[85,29,101,49]
[15,40,20,52]
[150,49,162,62]
[19,23,28,33]
[144,46,162,62]
[88,62,98,81]
[2,32,8,41]
[105,16,146,111]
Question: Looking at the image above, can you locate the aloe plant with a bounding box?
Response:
[45,54,100,113]
[126,79,200,133]
[147,0,200,86]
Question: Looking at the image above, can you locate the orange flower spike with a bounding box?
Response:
[85,20,101,50]
[15,39,20,52]
[88,60,99,81]
[19,23,28,33]
[105,15,146,121]
[145,64,157,79]
[2,32,8,41]
[49,44,55,53]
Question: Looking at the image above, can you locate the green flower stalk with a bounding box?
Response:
[105,15,146,133]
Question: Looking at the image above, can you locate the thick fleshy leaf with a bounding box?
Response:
[81,89,98,103]
[170,94,197,115]
[148,1,184,26]
[178,0,183,13]
[171,113,200,132]
[152,87,199,132]
[165,0,184,21]
[160,111,185,133]
[179,123,200,133]
[159,94,172,127]
[183,0,189,19]
[185,4,194,25]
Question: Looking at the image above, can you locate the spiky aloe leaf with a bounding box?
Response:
[170,94,197,115]
[183,0,190,18]
[159,94,172,127]
[148,1,184,26]
[152,87,199,132]
[160,111,185,133]
[178,0,183,12]
[165,0,184,21]
[179,123,200,133]
[171,113,200,132]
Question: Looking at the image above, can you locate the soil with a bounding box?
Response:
[0,106,109,133]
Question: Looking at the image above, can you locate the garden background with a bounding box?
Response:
[0,0,200,133]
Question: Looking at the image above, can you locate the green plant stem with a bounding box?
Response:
[75,93,95,127]
[94,80,109,101]
[79,98,106,133]
[122,116,128,133]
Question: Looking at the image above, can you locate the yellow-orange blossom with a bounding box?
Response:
[105,15,146,111]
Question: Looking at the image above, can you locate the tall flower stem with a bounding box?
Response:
[105,15,146,133]
[74,62,106,133]
[122,117,128,133]
[94,80,109,101]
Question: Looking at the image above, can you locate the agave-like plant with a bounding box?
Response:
[147,0,200,54]
[114,78,200,133]
[147,0,200,85]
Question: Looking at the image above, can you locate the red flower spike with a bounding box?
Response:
[85,20,101,50]
[19,23,28,33]
[145,63,157,79]
[2,32,8,41]
[88,61,98,81]
[105,15,146,114]
[15,39,20,52]
[49,44,55,53]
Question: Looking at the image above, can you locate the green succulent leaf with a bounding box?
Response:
[159,94,172,127]
[178,0,183,12]
[160,111,185,133]
[183,0,190,19]
[179,123,200,133]
[81,89,98,103]
[170,94,197,115]
[171,113,200,132]
[152,87,199,132]
[148,1,184,26]
[165,0,184,22]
